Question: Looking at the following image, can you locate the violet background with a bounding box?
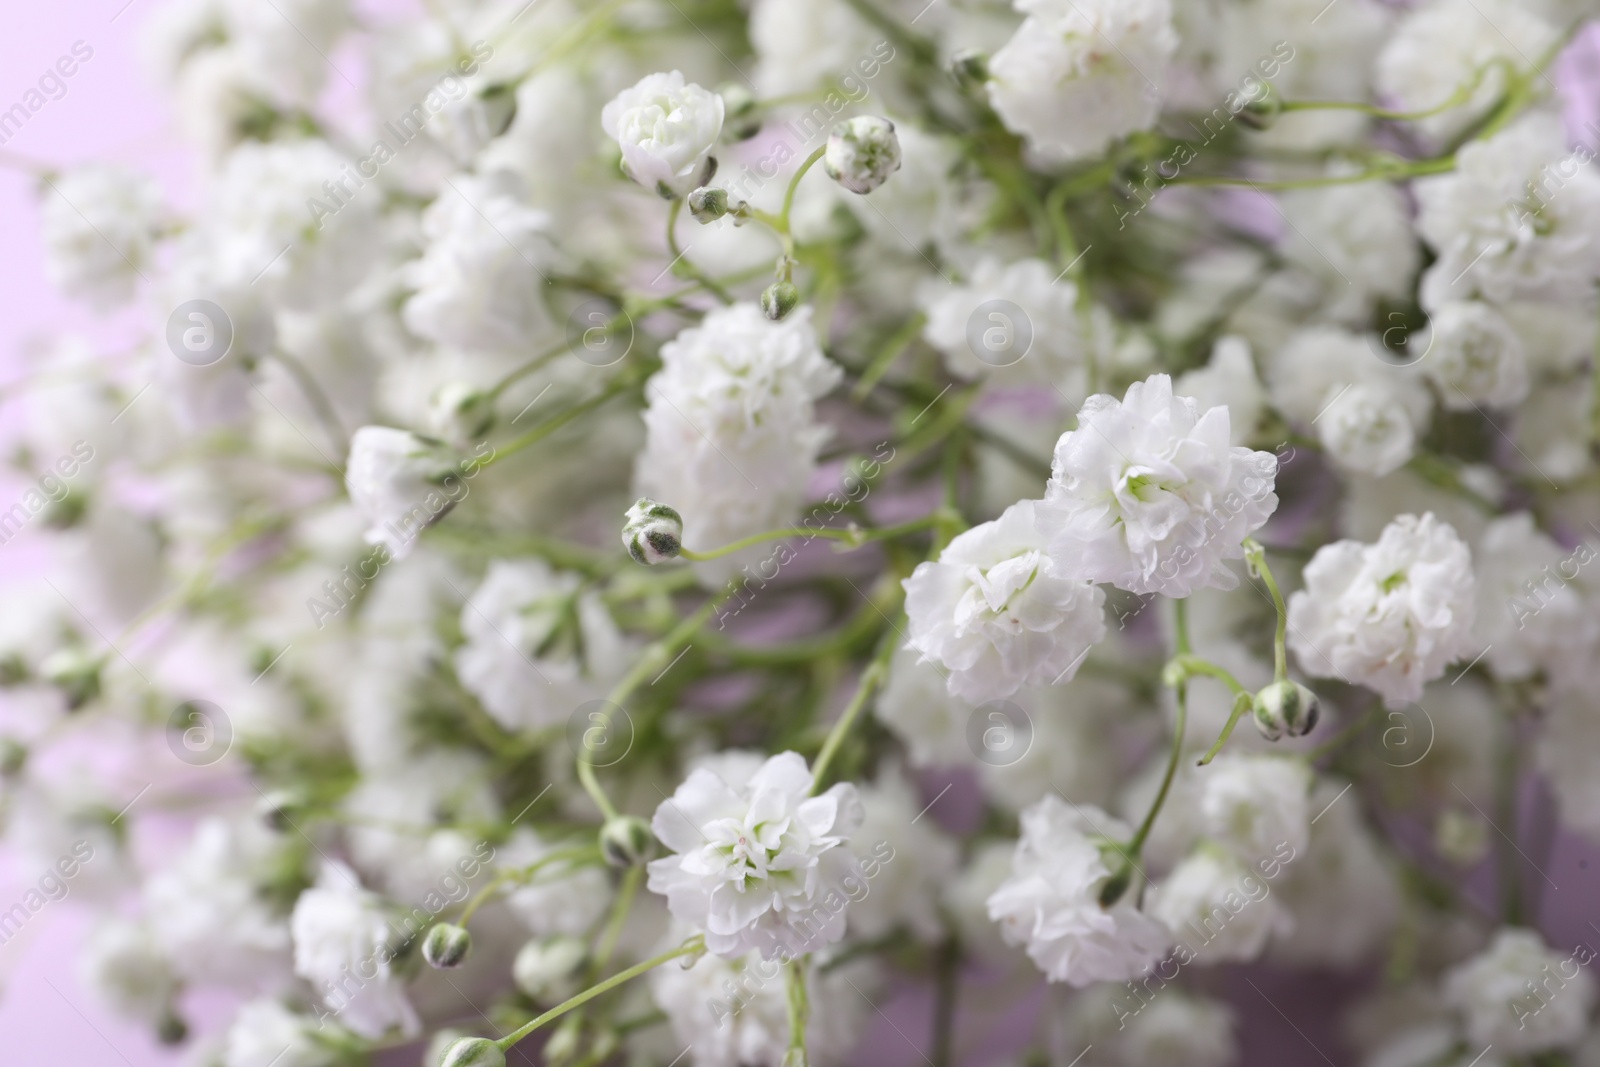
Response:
[5,5,1600,1065]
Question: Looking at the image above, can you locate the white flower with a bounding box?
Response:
[1147,848,1291,963]
[987,0,1177,165]
[1278,177,1419,322]
[1443,928,1596,1055]
[977,677,1126,813]
[498,828,614,938]
[748,0,882,97]
[290,863,418,1039]
[1268,327,1432,477]
[1415,113,1600,306]
[1422,302,1529,410]
[1472,513,1598,684]
[840,122,993,257]
[601,71,724,198]
[1376,0,1559,147]
[848,766,960,943]
[635,304,841,585]
[647,751,864,960]
[224,1000,343,1067]
[824,115,902,195]
[80,919,178,1025]
[144,817,295,992]
[454,559,629,732]
[874,647,974,767]
[1198,755,1312,866]
[943,840,1023,966]
[986,795,1170,985]
[345,427,463,560]
[41,165,163,311]
[919,257,1087,386]
[1038,373,1279,597]
[903,500,1106,703]
[401,173,557,353]
[1288,513,1477,707]
[648,943,872,1067]
[1267,778,1400,970]
[221,0,349,108]
[1058,985,1238,1067]
[1174,336,1267,447]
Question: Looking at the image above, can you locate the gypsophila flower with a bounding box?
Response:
[987,0,1177,165]
[918,257,1088,386]
[1147,848,1292,963]
[1422,301,1530,410]
[1444,928,1597,1055]
[290,863,418,1040]
[224,1000,344,1067]
[903,500,1106,703]
[647,751,863,960]
[987,795,1170,985]
[1038,374,1279,597]
[1289,513,1477,707]
[41,165,163,310]
[345,427,464,560]
[1198,755,1312,866]
[601,71,724,198]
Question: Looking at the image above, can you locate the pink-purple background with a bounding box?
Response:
[7,5,1600,1065]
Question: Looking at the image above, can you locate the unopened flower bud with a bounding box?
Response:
[1435,808,1489,866]
[41,647,101,710]
[423,922,473,969]
[430,383,495,445]
[824,116,901,195]
[1237,91,1283,131]
[688,186,730,224]
[0,737,27,777]
[949,50,988,91]
[514,935,587,1000]
[1251,679,1320,741]
[440,1037,506,1067]
[718,82,762,140]
[761,280,800,321]
[622,498,683,565]
[157,1012,188,1045]
[599,814,658,867]
[255,787,306,832]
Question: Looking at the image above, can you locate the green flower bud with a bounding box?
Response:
[430,382,496,445]
[688,186,730,224]
[622,498,683,565]
[1251,679,1320,741]
[255,788,306,832]
[599,814,658,868]
[948,50,989,91]
[423,923,473,969]
[440,1037,506,1067]
[761,280,801,321]
[157,1012,188,1046]
[513,935,587,1000]
[41,647,101,710]
[718,82,762,140]
[823,115,902,195]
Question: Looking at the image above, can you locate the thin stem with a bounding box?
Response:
[1244,538,1289,681]
[1128,599,1191,857]
[263,350,347,455]
[480,375,639,469]
[678,512,945,561]
[495,938,705,1051]
[850,313,926,402]
[810,623,900,793]
[592,865,642,978]
[456,845,602,926]
[666,198,734,304]
[780,146,828,235]
[486,339,573,401]
[931,937,960,1067]
[786,960,810,1063]
[1197,693,1254,768]
[1277,59,1509,123]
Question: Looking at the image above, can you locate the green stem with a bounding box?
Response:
[480,375,639,470]
[495,938,705,1051]
[1127,599,1192,858]
[666,197,734,303]
[456,845,602,926]
[850,313,927,402]
[1197,693,1254,768]
[780,146,828,235]
[678,512,946,561]
[486,339,573,401]
[1244,539,1289,681]
[592,865,642,978]
[264,350,346,454]
[810,622,900,792]
[786,960,810,1062]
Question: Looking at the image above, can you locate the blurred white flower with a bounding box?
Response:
[601,71,724,198]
